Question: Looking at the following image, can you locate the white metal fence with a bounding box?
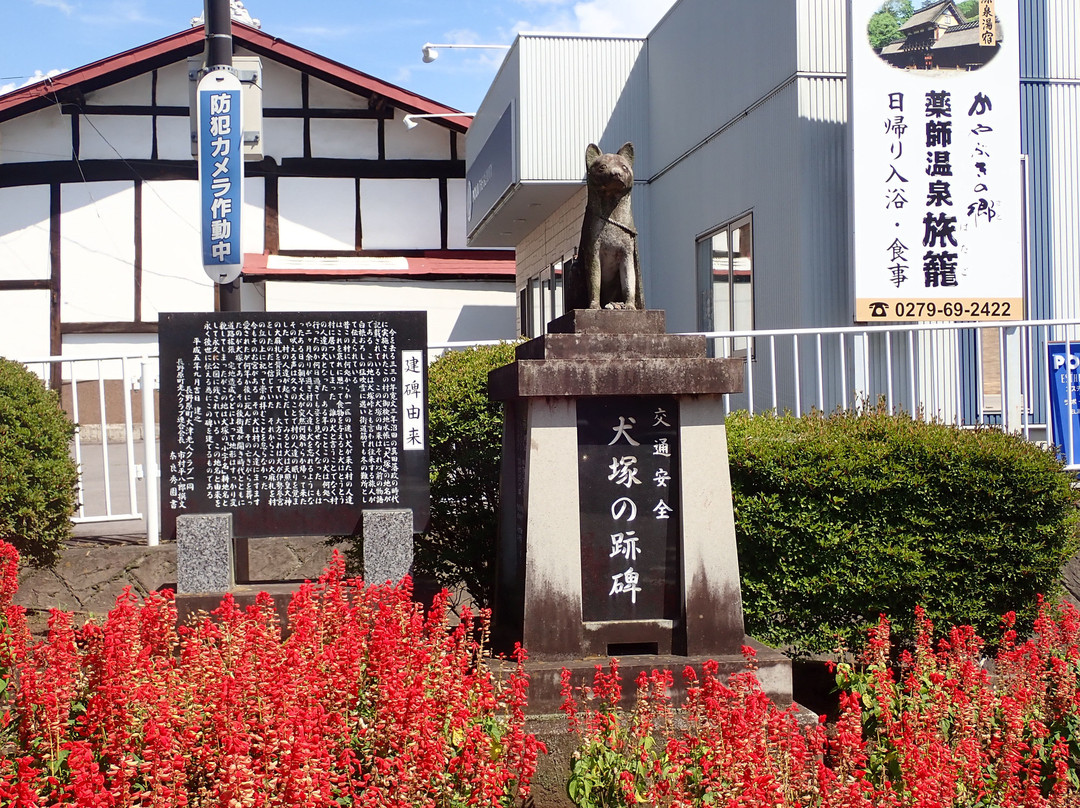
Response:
[16,353,161,545]
[692,317,1080,462]
[12,319,1080,545]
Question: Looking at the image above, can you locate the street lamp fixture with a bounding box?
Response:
[421,43,510,63]
[403,112,477,130]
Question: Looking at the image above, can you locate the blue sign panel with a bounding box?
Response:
[1046,341,1080,466]
[198,69,243,284]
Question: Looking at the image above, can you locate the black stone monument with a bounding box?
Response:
[158,311,429,622]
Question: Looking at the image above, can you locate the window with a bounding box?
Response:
[697,214,753,355]
[520,256,568,337]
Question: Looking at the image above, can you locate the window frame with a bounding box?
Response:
[697,212,754,358]
[520,253,570,338]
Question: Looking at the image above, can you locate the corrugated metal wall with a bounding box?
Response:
[1019,0,1080,321]
[517,35,648,182]
[797,0,848,74]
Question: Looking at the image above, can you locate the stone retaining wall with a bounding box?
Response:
[15,537,342,634]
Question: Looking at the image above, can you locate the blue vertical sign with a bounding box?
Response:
[1047,342,1080,467]
[197,69,243,284]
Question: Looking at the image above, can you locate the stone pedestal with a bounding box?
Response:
[489,309,791,709]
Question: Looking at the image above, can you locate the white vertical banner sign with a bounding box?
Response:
[401,350,425,450]
[850,0,1022,323]
[198,68,244,284]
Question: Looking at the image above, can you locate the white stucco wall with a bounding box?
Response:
[279,176,356,251]
[80,115,152,161]
[387,109,454,160]
[446,178,469,250]
[154,62,190,106]
[88,74,151,105]
[0,106,70,164]
[141,180,213,319]
[313,119,381,159]
[0,290,50,359]
[263,278,516,346]
[60,181,135,323]
[0,184,50,280]
[359,179,442,249]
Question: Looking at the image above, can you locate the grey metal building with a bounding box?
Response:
[466,0,1078,339]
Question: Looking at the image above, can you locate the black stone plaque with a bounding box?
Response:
[159,312,429,540]
[578,396,681,622]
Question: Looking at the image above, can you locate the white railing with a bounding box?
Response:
[684,317,1080,467]
[15,353,161,545]
[13,318,1080,545]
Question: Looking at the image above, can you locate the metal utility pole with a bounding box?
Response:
[204,0,242,312]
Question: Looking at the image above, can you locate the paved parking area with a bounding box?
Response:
[70,438,157,544]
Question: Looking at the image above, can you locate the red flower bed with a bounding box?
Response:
[0,541,543,807]
[4,531,1079,808]
[561,604,1080,807]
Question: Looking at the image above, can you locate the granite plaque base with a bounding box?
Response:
[363,509,414,584]
[176,513,234,594]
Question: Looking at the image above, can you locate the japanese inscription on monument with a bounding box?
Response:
[578,396,681,622]
[159,312,428,540]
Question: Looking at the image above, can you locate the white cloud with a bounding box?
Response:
[572,0,677,36]
[509,0,677,38]
[33,0,75,14]
[1,68,64,95]
[441,28,484,45]
[77,1,160,27]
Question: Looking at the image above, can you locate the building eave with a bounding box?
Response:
[241,251,516,281]
[0,22,469,131]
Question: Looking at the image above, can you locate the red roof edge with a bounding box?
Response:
[0,22,470,130]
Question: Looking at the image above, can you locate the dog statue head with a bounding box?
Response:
[585,142,634,200]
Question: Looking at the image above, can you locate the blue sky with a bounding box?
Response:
[2,0,677,113]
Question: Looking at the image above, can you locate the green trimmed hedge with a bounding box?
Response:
[414,341,519,606]
[0,358,78,567]
[728,407,1080,656]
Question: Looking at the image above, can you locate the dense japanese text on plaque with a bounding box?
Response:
[159,312,429,540]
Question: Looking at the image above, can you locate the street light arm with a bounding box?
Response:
[421,42,511,63]
[403,112,477,129]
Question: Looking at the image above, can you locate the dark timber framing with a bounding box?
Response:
[56,104,393,120]
[0,20,486,366]
[150,70,159,161]
[264,174,280,253]
[50,183,62,389]
[439,178,449,250]
[133,179,143,322]
[301,74,311,159]
[62,322,159,334]
[0,158,464,189]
